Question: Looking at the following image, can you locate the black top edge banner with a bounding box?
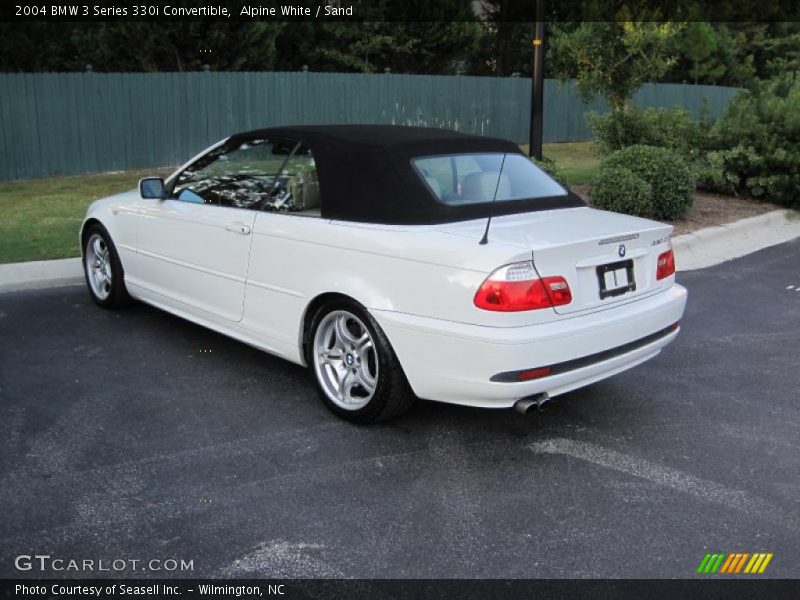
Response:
[2,0,800,23]
[2,579,799,600]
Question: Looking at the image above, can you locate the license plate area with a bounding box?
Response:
[596,259,636,299]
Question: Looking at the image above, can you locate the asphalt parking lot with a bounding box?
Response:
[1,239,799,579]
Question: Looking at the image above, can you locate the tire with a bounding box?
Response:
[82,223,132,309]
[306,299,416,423]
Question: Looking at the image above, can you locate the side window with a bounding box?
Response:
[173,138,296,210]
[263,145,321,216]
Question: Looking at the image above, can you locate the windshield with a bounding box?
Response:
[412,153,566,206]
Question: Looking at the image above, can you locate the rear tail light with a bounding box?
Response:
[656,249,676,280]
[474,261,572,311]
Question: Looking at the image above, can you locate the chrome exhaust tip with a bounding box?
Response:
[514,393,550,415]
[514,397,537,415]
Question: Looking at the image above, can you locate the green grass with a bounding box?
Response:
[0,141,599,264]
[0,168,173,264]
[542,141,600,185]
[523,141,600,186]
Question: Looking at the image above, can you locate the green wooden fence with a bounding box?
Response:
[0,71,739,180]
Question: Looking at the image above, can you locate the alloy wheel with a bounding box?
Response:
[85,233,112,301]
[313,310,378,410]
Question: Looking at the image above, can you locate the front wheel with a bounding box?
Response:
[308,300,415,423]
[82,224,132,309]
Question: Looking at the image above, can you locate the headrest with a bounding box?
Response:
[461,171,511,203]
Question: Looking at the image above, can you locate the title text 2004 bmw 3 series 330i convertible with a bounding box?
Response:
[81,125,687,423]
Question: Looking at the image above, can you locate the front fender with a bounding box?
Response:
[79,189,140,269]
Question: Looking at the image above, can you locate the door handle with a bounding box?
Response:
[225,222,251,235]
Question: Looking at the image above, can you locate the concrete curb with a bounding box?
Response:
[0,257,83,293]
[1,209,799,293]
[673,209,800,271]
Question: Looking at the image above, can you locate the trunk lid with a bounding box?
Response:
[437,207,674,316]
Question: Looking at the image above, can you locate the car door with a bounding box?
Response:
[243,144,324,346]
[136,137,293,322]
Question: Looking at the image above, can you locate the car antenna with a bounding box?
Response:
[479,153,507,245]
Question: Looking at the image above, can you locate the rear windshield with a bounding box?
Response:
[412,153,566,206]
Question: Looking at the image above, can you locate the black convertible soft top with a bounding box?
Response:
[227,125,584,225]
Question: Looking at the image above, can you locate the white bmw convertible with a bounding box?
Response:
[81,125,687,423]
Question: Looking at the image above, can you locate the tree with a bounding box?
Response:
[550,22,685,111]
[682,22,722,84]
[274,21,482,74]
[664,23,756,86]
[0,21,284,72]
[470,0,533,76]
[69,21,284,72]
[0,23,77,71]
[756,24,800,80]
[0,0,481,75]
[272,0,482,76]
[469,1,586,77]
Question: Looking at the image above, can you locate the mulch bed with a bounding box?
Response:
[570,184,780,237]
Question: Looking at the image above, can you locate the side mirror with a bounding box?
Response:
[139,177,167,200]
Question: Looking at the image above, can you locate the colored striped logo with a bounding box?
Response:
[696,552,773,574]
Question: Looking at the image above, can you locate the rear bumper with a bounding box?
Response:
[370,283,687,408]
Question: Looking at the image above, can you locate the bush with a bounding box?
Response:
[700,76,800,207]
[588,106,707,157]
[695,150,738,195]
[590,167,653,217]
[601,145,696,220]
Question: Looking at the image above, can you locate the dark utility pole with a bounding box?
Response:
[529,0,545,160]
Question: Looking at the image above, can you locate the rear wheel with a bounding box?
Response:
[82,224,132,309]
[308,300,415,423]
